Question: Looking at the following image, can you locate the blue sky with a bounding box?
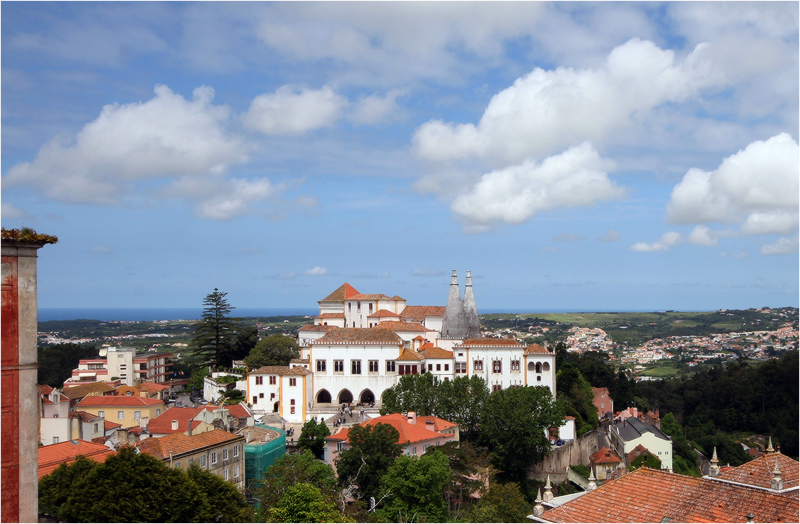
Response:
[2,2,798,312]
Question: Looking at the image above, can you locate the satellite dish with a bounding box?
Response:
[99,348,108,357]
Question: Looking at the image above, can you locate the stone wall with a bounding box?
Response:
[528,430,607,481]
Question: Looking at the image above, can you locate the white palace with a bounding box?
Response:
[246,270,556,423]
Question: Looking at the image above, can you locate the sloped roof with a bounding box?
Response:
[315,327,403,345]
[77,395,164,408]
[38,440,115,479]
[137,429,244,460]
[368,309,400,318]
[377,321,433,333]
[525,343,550,354]
[421,347,454,359]
[104,420,122,431]
[69,410,102,423]
[327,413,455,446]
[541,467,799,523]
[140,381,170,393]
[147,406,206,435]
[396,349,424,361]
[615,417,669,443]
[590,447,623,465]
[320,283,360,302]
[286,366,312,376]
[299,324,336,332]
[250,365,291,375]
[349,293,393,301]
[713,452,799,491]
[461,338,521,347]
[400,306,445,322]
[315,313,345,318]
[60,381,115,399]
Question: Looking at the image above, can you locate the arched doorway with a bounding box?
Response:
[359,389,375,404]
[317,389,332,404]
[528,361,536,371]
[273,402,279,412]
[338,389,353,405]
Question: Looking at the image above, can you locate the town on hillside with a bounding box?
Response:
[5,233,799,523]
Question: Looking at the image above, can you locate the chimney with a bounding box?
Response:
[770,459,783,491]
[118,429,128,449]
[533,489,544,517]
[587,467,597,491]
[188,419,194,436]
[425,419,434,432]
[171,419,178,431]
[709,446,720,477]
[745,513,755,523]
[407,412,416,425]
[543,475,553,503]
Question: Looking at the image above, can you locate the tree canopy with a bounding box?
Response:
[38,343,99,387]
[244,334,300,369]
[335,422,403,503]
[480,386,564,487]
[266,483,349,523]
[38,446,252,522]
[377,450,451,522]
[467,482,531,523]
[297,417,331,460]
[254,449,338,511]
[190,288,240,369]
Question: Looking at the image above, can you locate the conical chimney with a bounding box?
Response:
[463,270,480,338]
[441,270,468,339]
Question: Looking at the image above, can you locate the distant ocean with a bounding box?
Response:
[38,308,318,322]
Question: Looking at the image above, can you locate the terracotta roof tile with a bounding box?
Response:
[286,366,312,376]
[315,327,403,345]
[714,452,799,491]
[69,410,102,423]
[147,407,206,434]
[377,321,433,333]
[104,420,122,430]
[461,338,521,347]
[590,447,623,465]
[421,347,454,359]
[315,313,345,318]
[299,324,336,332]
[327,413,456,446]
[77,396,165,408]
[368,309,401,318]
[137,429,244,460]
[250,366,291,375]
[399,306,445,321]
[320,283,360,302]
[61,382,115,399]
[38,440,115,479]
[525,343,550,354]
[349,293,393,301]
[542,467,799,523]
[396,349,424,361]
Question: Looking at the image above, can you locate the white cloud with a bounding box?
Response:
[733,252,749,259]
[761,236,799,256]
[450,143,624,231]
[413,38,719,165]
[630,231,683,252]
[666,134,799,251]
[554,233,587,243]
[242,85,347,136]
[349,89,407,125]
[410,269,444,277]
[687,225,719,247]
[167,176,280,221]
[4,85,249,206]
[597,230,620,242]
[305,266,330,276]
[1,203,30,219]
[91,245,113,254]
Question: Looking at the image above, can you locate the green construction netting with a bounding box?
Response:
[244,424,286,487]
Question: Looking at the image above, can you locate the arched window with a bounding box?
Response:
[535,362,542,373]
[527,362,536,371]
[317,389,332,404]
[338,389,354,404]
[543,362,550,371]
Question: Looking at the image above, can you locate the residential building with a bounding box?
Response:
[64,347,173,386]
[609,417,673,472]
[203,371,247,403]
[246,365,313,423]
[38,439,115,480]
[325,412,458,468]
[592,387,613,419]
[60,381,115,409]
[137,429,246,490]
[237,424,286,485]
[147,404,253,437]
[76,395,165,429]
[589,447,624,481]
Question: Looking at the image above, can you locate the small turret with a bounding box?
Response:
[709,446,720,477]
[587,466,597,491]
[533,488,545,517]
[771,459,783,491]
[766,436,774,454]
[543,475,554,503]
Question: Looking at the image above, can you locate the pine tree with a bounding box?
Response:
[190,288,240,369]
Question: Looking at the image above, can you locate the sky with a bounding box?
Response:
[2,2,798,313]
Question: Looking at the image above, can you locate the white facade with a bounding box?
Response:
[106,347,136,386]
[204,372,247,403]
[246,365,313,423]
[609,417,673,472]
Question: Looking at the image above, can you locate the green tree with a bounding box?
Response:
[377,450,451,522]
[426,441,491,518]
[219,325,259,368]
[245,334,300,368]
[467,482,531,523]
[379,372,440,416]
[188,366,209,390]
[38,456,99,517]
[41,447,212,522]
[38,343,98,387]
[254,449,337,510]
[557,363,598,433]
[266,483,349,523]
[191,288,240,368]
[186,464,254,522]
[480,386,564,488]
[297,417,331,460]
[335,423,403,503]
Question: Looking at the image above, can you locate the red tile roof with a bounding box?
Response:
[421,347,454,359]
[462,338,521,347]
[77,395,164,408]
[396,349,424,361]
[349,293,393,301]
[399,306,445,322]
[525,343,551,354]
[590,447,623,465]
[60,381,115,399]
[38,440,115,479]
[104,420,122,431]
[542,467,799,523]
[315,313,345,318]
[713,452,799,491]
[250,365,291,375]
[378,321,433,333]
[368,309,400,318]
[327,413,455,446]
[299,324,336,332]
[320,283,360,302]
[315,327,403,345]
[69,410,102,423]
[137,429,244,460]
[147,407,206,434]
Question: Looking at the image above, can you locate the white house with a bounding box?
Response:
[609,417,673,472]
[246,365,313,423]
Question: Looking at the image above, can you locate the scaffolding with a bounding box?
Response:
[243,424,286,487]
